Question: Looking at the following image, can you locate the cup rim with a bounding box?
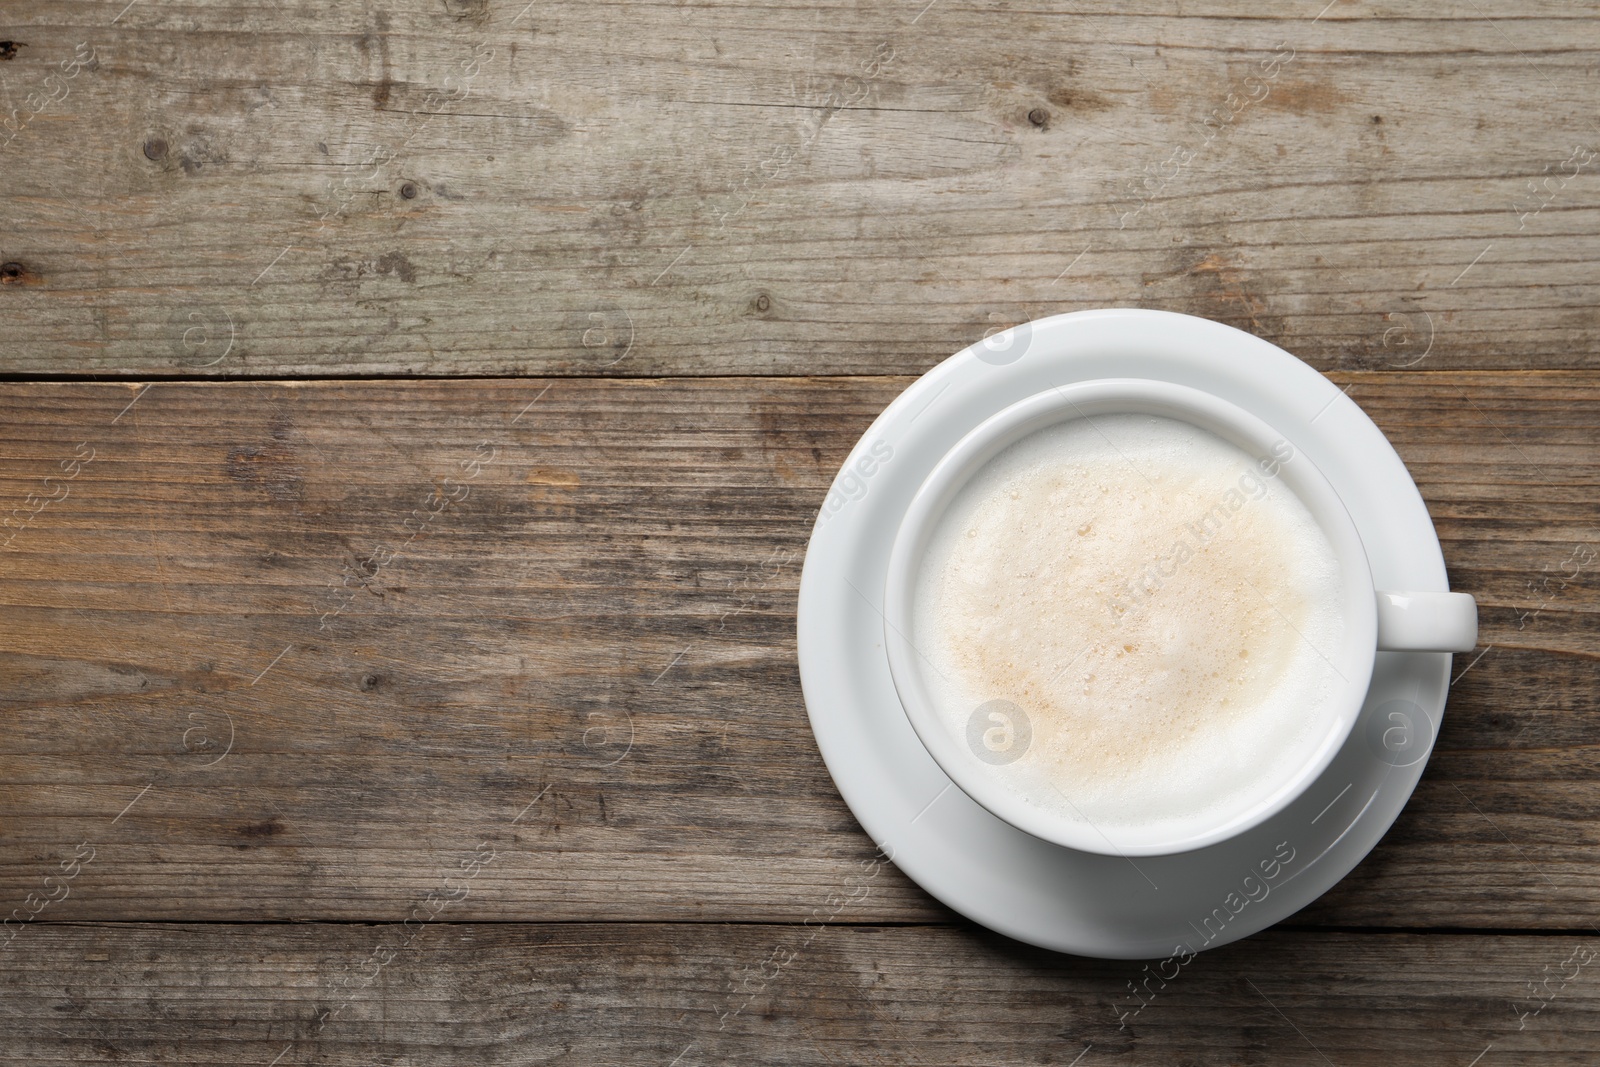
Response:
[882,378,1378,857]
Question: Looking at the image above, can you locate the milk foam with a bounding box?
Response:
[912,414,1346,839]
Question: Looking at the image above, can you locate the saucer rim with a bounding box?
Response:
[797,308,1453,959]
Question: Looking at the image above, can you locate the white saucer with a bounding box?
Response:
[796,309,1456,960]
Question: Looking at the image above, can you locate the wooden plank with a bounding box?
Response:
[0,374,1596,928]
[4,922,1599,1064]
[1,3,1597,375]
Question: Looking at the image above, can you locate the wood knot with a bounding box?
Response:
[374,251,417,282]
[234,819,283,840]
[442,0,490,21]
[225,415,304,501]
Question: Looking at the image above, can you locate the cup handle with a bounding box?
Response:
[1375,591,1478,652]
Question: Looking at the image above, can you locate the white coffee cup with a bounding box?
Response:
[882,378,1477,857]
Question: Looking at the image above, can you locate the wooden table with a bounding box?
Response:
[1,1,1596,1062]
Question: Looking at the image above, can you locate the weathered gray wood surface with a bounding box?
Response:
[3,0,1599,1062]
[0,375,1595,931]
[1,3,1598,375]
[5,924,1600,1065]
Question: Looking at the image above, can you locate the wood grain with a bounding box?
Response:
[3,3,1600,1053]
[1,3,1597,375]
[0,374,1594,928]
[4,922,1599,1065]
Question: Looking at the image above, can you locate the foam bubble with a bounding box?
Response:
[912,414,1346,841]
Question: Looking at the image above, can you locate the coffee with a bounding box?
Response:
[911,413,1346,839]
